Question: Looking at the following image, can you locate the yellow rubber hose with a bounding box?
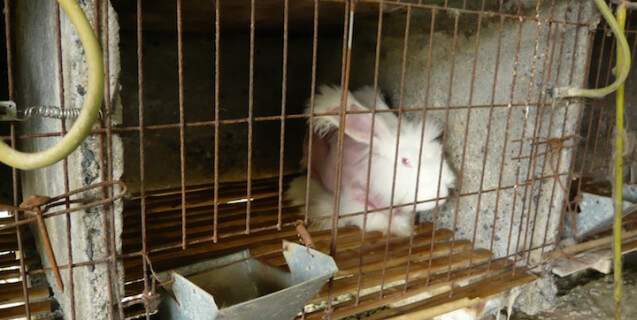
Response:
[554,0,631,99]
[0,0,103,170]
[613,4,626,320]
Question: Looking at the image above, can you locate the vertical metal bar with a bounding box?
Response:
[277,0,290,230]
[300,3,320,313]
[54,3,75,318]
[246,0,255,234]
[91,2,118,319]
[213,0,221,243]
[540,0,580,258]
[595,37,617,172]
[456,0,486,276]
[136,0,153,317]
[176,0,188,249]
[555,1,592,249]
[99,0,126,316]
[573,30,601,209]
[355,1,384,303]
[485,0,508,271]
[513,0,554,273]
[523,0,561,266]
[502,1,531,270]
[441,10,460,282]
[4,0,30,317]
[402,4,429,292]
[422,8,439,287]
[379,4,410,298]
[303,0,320,227]
[588,20,611,173]
[326,1,354,316]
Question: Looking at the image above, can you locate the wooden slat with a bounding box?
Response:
[0,257,39,269]
[0,269,22,282]
[301,259,514,320]
[0,300,52,320]
[365,270,536,320]
[121,175,517,320]
[0,286,50,305]
[313,249,492,302]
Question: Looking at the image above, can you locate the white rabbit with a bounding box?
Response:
[286,84,456,237]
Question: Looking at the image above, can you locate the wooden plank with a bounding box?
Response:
[0,286,50,305]
[0,257,39,269]
[0,269,22,282]
[126,175,291,200]
[122,201,300,238]
[365,270,536,320]
[0,300,52,320]
[301,259,514,320]
[552,239,637,277]
[313,249,492,302]
[122,214,301,251]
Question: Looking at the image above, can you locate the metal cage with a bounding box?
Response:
[1,0,636,319]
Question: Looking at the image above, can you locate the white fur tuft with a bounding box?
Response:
[307,85,344,138]
[285,176,336,231]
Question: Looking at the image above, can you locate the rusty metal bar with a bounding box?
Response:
[54,2,75,316]
[378,4,410,298]
[176,0,188,250]
[1,101,588,141]
[303,0,320,229]
[502,0,530,273]
[213,0,221,243]
[457,0,487,276]
[246,0,255,234]
[355,0,385,304]
[320,0,591,26]
[521,0,560,268]
[512,0,554,275]
[96,1,126,316]
[277,0,290,231]
[441,9,460,283]
[485,0,508,272]
[555,3,594,248]
[408,5,437,288]
[588,20,612,173]
[540,0,583,258]
[135,0,154,317]
[326,1,355,316]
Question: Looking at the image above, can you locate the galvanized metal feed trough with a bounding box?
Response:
[158,240,338,320]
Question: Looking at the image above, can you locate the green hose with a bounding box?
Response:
[554,0,631,99]
[613,5,627,320]
[0,0,103,170]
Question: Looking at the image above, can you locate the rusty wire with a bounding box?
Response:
[4,0,629,319]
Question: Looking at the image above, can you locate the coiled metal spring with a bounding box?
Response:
[22,106,103,120]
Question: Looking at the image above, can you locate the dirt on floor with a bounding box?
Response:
[510,252,637,320]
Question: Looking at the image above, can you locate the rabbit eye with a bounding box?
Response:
[401,157,411,167]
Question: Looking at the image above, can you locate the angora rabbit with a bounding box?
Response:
[286,85,456,236]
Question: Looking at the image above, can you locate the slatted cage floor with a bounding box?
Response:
[121,175,535,319]
[0,217,52,320]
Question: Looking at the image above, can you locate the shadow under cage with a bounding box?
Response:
[2,0,630,319]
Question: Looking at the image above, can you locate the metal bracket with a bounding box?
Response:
[0,101,18,121]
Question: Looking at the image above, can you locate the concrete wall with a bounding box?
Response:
[15,1,124,319]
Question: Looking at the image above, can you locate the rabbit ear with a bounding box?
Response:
[312,85,393,144]
[338,102,393,144]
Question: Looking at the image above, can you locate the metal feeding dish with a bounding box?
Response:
[158,240,338,320]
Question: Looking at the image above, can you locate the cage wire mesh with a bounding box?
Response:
[1,0,637,319]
